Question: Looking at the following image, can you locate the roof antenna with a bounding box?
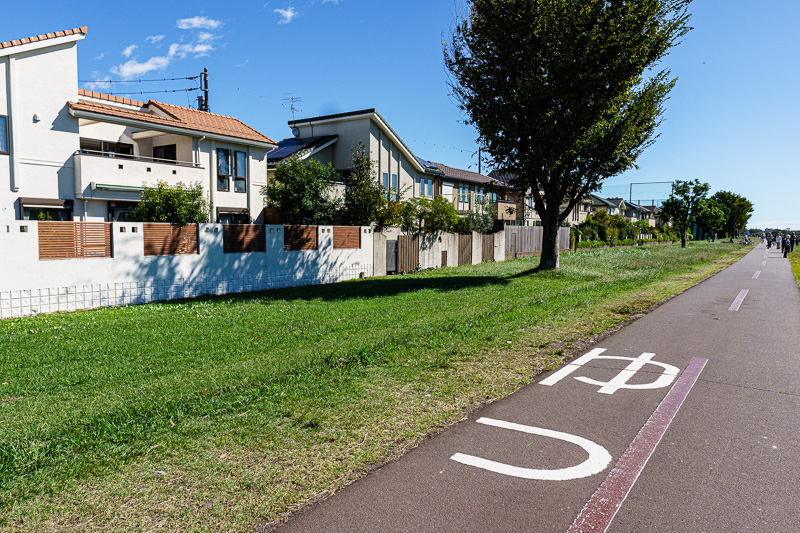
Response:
[282,94,302,120]
[197,68,210,112]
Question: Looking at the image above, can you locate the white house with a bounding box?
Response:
[1,27,276,224]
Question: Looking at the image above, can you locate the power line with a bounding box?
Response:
[78,76,199,83]
[102,88,200,97]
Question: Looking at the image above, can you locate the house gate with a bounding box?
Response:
[398,234,419,273]
[481,234,494,262]
[458,234,472,266]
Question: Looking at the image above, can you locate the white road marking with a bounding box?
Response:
[539,348,678,394]
[729,289,749,311]
[761,261,767,266]
[753,271,761,279]
[450,418,612,481]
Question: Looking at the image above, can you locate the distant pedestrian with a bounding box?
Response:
[791,233,796,253]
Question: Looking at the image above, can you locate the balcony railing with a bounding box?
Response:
[74,150,207,198]
[76,149,201,168]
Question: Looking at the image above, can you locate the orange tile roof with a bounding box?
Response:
[78,89,145,108]
[71,95,276,145]
[0,27,87,50]
[148,101,275,144]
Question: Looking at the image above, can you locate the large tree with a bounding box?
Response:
[660,179,709,248]
[710,191,754,240]
[445,0,692,269]
[694,199,728,241]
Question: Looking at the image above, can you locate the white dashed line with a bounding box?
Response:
[729,289,749,311]
[753,271,761,279]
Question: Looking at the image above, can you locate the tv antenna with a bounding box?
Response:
[282,94,302,120]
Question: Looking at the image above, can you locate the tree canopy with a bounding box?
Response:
[660,179,710,247]
[339,142,387,227]
[710,191,754,239]
[445,0,692,269]
[262,158,340,225]
[134,181,209,225]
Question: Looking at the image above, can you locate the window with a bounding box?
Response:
[153,144,177,163]
[488,191,497,203]
[234,151,247,193]
[217,148,231,191]
[79,138,133,158]
[458,185,467,202]
[0,115,8,155]
[383,172,389,193]
[527,197,533,208]
[475,188,484,205]
[419,177,434,197]
[20,198,74,221]
[391,174,398,201]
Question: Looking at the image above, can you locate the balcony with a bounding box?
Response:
[74,150,206,199]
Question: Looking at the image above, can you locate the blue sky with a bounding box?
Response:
[3,0,797,229]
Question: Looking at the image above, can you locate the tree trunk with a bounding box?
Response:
[538,216,561,271]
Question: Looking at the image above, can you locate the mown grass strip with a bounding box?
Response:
[0,242,751,532]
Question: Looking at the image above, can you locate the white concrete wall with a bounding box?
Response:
[0,221,373,318]
[1,41,80,221]
[471,231,482,265]
[418,233,442,269]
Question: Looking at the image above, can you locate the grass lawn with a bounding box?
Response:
[0,242,751,532]
[790,247,800,288]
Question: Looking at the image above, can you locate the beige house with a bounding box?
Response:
[270,109,441,202]
[429,162,517,223]
[1,26,276,224]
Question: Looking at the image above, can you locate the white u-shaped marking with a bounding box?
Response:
[450,418,612,481]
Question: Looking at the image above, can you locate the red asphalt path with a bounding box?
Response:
[271,243,800,533]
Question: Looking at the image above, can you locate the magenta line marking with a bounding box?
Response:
[752,271,761,279]
[568,357,708,533]
[728,289,749,311]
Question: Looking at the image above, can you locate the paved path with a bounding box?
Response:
[274,243,800,532]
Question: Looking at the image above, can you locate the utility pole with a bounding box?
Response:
[197,68,209,112]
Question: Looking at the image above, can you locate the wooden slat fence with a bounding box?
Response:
[481,234,494,262]
[333,226,360,249]
[398,234,419,273]
[222,224,266,254]
[143,223,198,256]
[284,225,318,251]
[38,221,111,260]
[458,234,472,265]
[504,226,570,259]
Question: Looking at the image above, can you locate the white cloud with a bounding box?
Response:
[275,7,298,24]
[168,43,215,59]
[122,44,138,58]
[197,32,217,42]
[95,52,105,60]
[322,0,341,4]
[111,56,171,79]
[83,73,111,91]
[146,35,165,44]
[176,16,223,30]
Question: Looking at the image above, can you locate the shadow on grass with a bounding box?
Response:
[139,264,545,308]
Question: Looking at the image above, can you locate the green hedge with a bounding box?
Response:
[577,240,605,249]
